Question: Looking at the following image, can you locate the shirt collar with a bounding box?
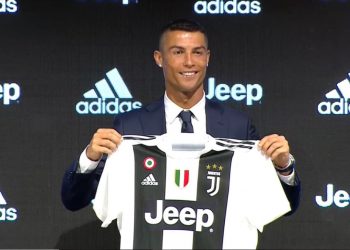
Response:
[164,92,206,124]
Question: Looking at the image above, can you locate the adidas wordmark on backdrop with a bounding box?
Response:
[93,133,291,249]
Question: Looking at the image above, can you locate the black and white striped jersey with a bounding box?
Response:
[93,133,290,249]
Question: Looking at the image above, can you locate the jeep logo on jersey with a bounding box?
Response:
[318,73,350,115]
[145,200,214,232]
[206,164,223,196]
[0,191,18,222]
[175,169,189,188]
[75,68,142,115]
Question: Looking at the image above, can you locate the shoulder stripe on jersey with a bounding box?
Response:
[215,138,255,150]
[122,135,157,141]
[216,141,254,149]
[215,138,255,145]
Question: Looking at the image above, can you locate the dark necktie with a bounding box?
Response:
[178,110,194,133]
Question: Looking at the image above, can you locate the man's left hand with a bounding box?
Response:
[258,134,290,168]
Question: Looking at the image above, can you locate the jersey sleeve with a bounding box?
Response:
[93,140,134,228]
[243,147,291,232]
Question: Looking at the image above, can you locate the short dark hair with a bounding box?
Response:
[158,19,209,50]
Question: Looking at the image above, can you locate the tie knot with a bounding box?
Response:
[179,110,192,122]
[179,110,194,133]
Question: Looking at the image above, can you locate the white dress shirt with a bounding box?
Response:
[164,92,206,134]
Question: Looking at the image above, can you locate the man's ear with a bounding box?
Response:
[154,50,163,67]
[206,49,210,67]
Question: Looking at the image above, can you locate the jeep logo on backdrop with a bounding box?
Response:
[194,0,262,15]
[206,77,263,105]
[315,184,350,208]
[0,83,21,105]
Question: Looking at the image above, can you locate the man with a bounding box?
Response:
[62,19,300,215]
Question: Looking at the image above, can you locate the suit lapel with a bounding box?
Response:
[140,97,167,135]
[139,98,226,136]
[205,100,225,136]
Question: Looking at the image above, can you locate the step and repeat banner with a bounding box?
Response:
[0,0,350,249]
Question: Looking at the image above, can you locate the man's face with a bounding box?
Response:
[154,31,210,98]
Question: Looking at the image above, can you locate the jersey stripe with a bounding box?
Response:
[133,145,166,249]
[192,149,234,249]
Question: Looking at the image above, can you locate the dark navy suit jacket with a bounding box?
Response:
[61,97,300,213]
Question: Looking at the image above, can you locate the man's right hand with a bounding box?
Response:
[86,128,123,161]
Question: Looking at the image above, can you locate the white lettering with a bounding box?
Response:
[145,200,214,231]
[0,207,18,221]
[179,207,196,226]
[315,184,350,208]
[144,199,163,224]
[194,0,261,15]
[196,209,214,232]
[315,184,334,207]
[215,84,231,101]
[76,98,142,115]
[334,190,350,208]
[206,77,263,105]
[0,83,21,105]
[0,0,17,13]
[163,206,179,225]
[318,99,350,115]
[246,83,263,105]
[250,0,261,14]
[231,83,246,102]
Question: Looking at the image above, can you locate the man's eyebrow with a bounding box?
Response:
[168,46,185,50]
[168,45,207,50]
[193,46,208,50]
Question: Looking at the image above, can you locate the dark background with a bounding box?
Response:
[0,0,350,249]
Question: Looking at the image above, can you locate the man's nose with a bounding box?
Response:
[183,52,194,67]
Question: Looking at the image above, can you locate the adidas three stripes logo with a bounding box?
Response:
[318,73,350,115]
[75,67,142,115]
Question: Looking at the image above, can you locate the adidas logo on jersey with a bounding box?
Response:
[75,68,142,115]
[0,191,18,221]
[141,174,158,186]
[318,73,350,115]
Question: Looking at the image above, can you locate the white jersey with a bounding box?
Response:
[93,133,291,249]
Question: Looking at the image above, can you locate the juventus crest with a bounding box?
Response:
[206,164,223,196]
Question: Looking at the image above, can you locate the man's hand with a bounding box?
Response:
[86,128,123,161]
[258,134,290,168]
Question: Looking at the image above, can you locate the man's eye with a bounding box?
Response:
[173,50,183,55]
[194,50,206,55]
